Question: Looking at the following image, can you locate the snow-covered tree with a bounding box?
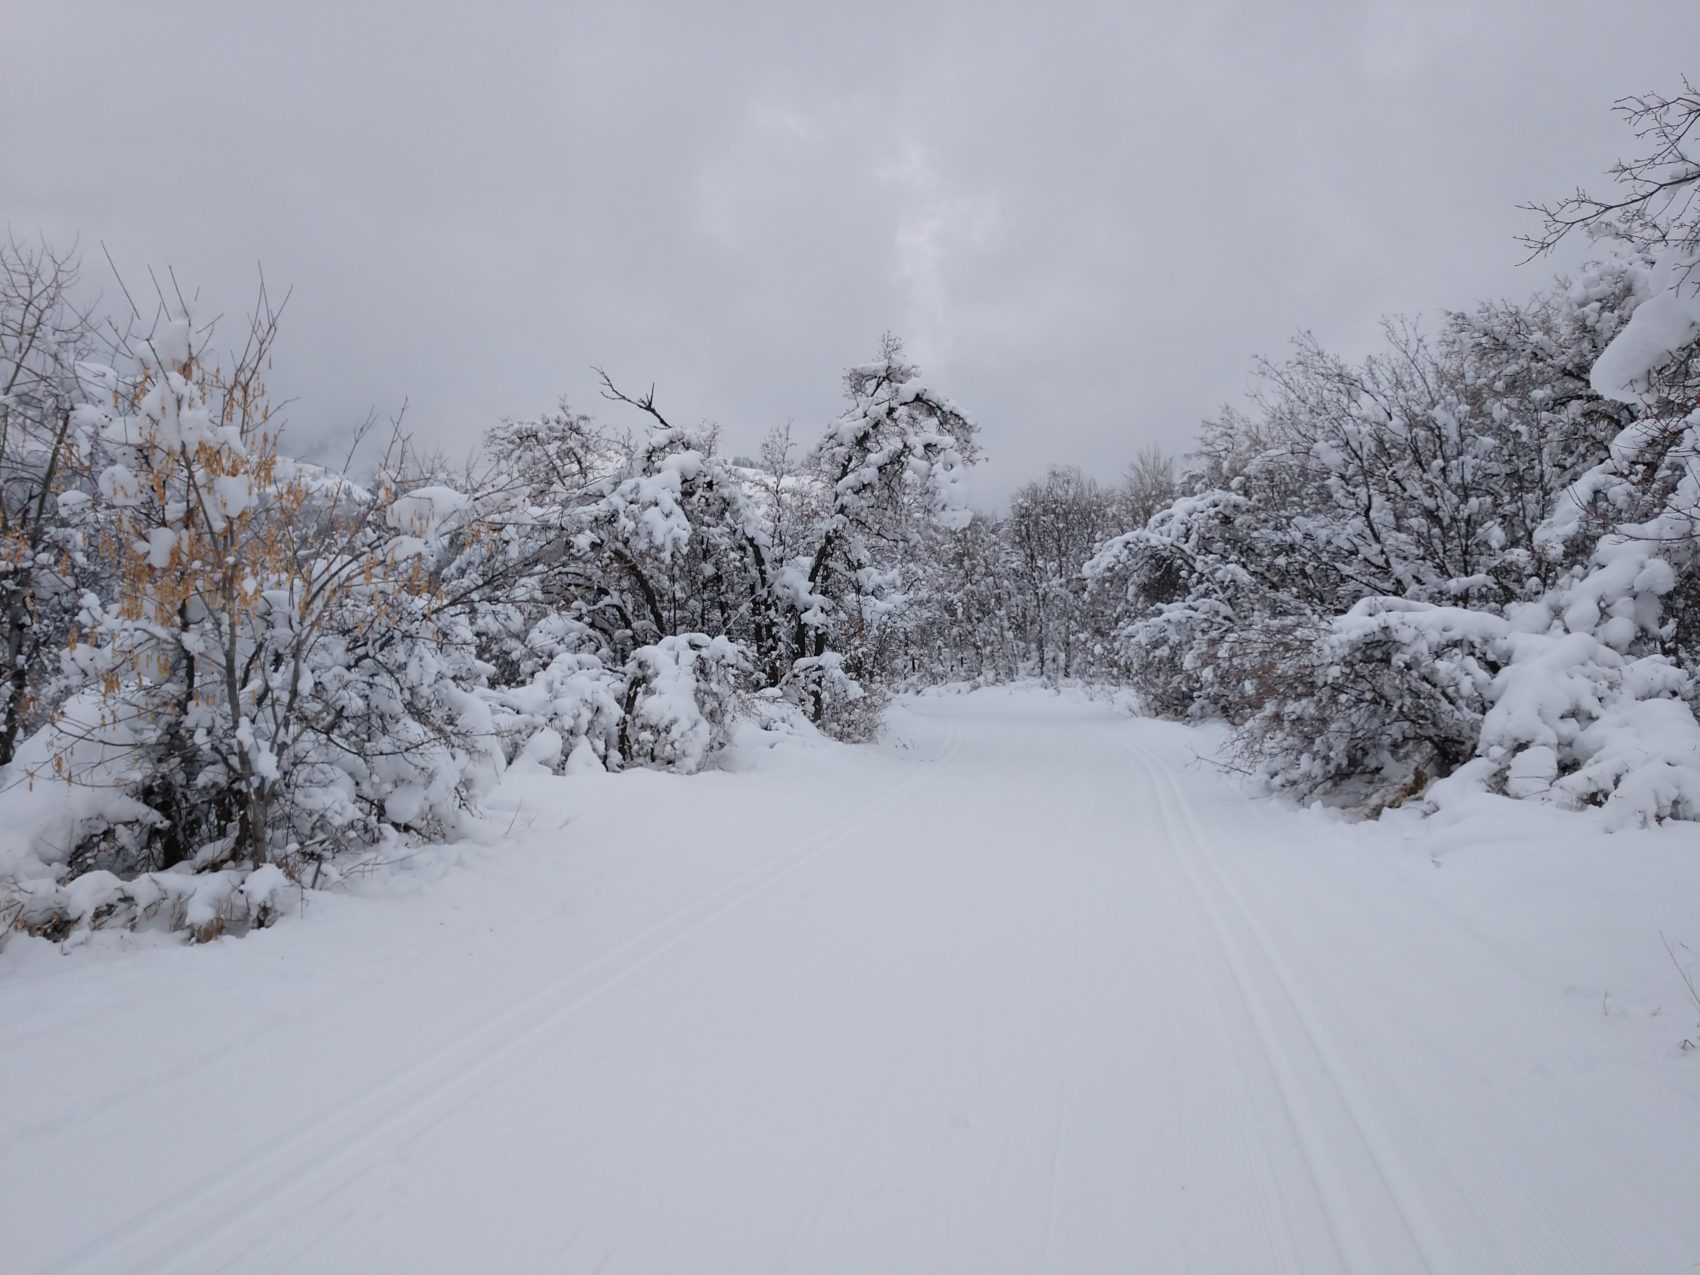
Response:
[780,335,979,725]
[1004,467,1119,680]
[469,336,983,756]
[39,291,500,887]
[0,235,99,765]
[1086,210,1698,821]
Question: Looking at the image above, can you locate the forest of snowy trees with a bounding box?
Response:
[1,83,1696,942]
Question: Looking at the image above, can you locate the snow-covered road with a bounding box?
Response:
[3,689,1695,1274]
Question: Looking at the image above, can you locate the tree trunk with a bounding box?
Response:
[0,582,32,766]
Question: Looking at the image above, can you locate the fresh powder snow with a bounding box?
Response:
[2,37,1698,1275]
[2,689,1693,1274]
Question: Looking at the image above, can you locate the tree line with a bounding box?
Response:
[1,82,1694,941]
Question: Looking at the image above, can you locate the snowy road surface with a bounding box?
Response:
[3,689,1696,1274]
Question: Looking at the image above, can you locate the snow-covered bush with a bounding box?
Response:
[1228,600,1501,806]
[618,634,751,773]
[1482,627,1699,825]
[2,862,296,946]
[0,291,509,944]
[1086,489,1284,721]
[485,616,624,775]
[782,652,883,742]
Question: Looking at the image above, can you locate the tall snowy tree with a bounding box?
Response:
[0,235,99,765]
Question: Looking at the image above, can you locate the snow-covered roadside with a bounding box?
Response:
[1133,705,1700,1062]
[1377,768,1700,1059]
[0,704,905,1078]
[1,688,1693,1274]
[0,705,948,1272]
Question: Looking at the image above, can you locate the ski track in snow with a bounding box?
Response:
[2,689,1694,1275]
[31,727,967,1275]
[1119,729,1433,1273]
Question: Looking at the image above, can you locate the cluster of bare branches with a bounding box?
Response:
[1520,81,1700,276]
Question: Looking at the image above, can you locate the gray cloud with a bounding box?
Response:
[3,0,1692,502]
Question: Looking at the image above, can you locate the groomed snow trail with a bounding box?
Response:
[3,690,1695,1274]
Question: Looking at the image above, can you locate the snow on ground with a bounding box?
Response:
[1,687,1695,1274]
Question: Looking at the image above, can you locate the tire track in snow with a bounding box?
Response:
[1111,728,1442,1275]
[40,724,964,1275]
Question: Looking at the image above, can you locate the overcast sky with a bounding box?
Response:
[3,1,1693,503]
